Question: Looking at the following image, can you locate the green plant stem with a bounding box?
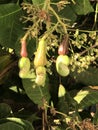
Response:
[25,18,58,41]
[21,31,30,41]
[71,0,76,4]
[23,19,40,39]
[49,6,67,34]
[43,0,50,11]
[55,110,69,118]
[45,104,71,121]
[92,2,98,29]
[68,28,98,33]
[42,22,59,40]
[79,44,98,57]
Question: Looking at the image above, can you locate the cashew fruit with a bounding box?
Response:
[18,57,30,78]
[35,66,46,86]
[56,55,70,77]
[34,38,47,68]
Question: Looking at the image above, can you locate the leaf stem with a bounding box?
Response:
[45,104,71,120]
[49,6,67,34]
[41,22,59,40]
[43,0,50,11]
[67,28,98,33]
[21,31,30,41]
[92,2,98,29]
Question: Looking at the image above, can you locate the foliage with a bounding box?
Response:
[0,0,98,129]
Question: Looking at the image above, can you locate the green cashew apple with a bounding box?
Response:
[56,55,70,66]
[19,67,29,78]
[18,57,30,78]
[36,66,46,75]
[56,55,70,77]
[35,66,46,86]
[18,57,30,69]
[35,74,46,86]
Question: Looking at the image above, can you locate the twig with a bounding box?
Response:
[79,44,98,57]
[49,6,67,34]
[42,110,45,130]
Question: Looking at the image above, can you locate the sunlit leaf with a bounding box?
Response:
[0,117,34,130]
[74,88,98,109]
[74,90,89,104]
[58,84,66,97]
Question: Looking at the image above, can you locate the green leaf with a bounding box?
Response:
[74,90,89,104]
[58,5,77,24]
[0,54,12,72]
[93,108,98,124]
[0,103,12,118]
[0,117,34,130]
[0,3,24,49]
[0,122,24,130]
[32,0,45,6]
[22,70,50,106]
[27,113,41,123]
[0,0,13,4]
[74,88,98,109]
[51,4,77,25]
[71,0,94,15]
[71,67,98,86]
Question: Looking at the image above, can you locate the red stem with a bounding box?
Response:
[20,39,28,57]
